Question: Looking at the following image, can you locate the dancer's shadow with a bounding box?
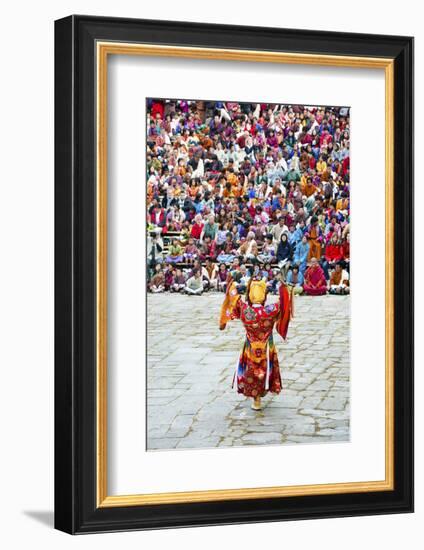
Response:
[23,510,54,528]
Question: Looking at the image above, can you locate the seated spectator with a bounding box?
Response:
[217,232,236,263]
[325,213,342,241]
[287,265,304,295]
[271,216,288,243]
[237,231,257,260]
[179,220,191,245]
[237,264,250,294]
[341,233,350,271]
[217,263,229,292]
[230,256,241,272]
[328,263,350,295]
[184,270,204,295]
[190,213,204,241]
[258,234,276,264]
[163,264,175,291]
[303,257,327,296]
[170,268,187,292]
[149,264,165,293]
[166,239,184,264]
[200,214,218,242]
[199,235,217,261]
[264,264,278,294]
[183,237,199,264]
[246,242,261,263]
[276,232,292,277]
[322,233,343,278]
[216,223,228,246]
[250,263,264,281]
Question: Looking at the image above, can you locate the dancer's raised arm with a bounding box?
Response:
[219,273,241,330]
[275,283,294,340]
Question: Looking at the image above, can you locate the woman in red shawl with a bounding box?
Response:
[303,257,327,296]
[219,274,292,411]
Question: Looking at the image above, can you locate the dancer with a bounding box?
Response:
[219,273,293,410]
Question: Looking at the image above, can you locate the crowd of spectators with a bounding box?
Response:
[146,98,350,297]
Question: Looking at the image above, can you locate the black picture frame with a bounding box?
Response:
[55,15,414,534]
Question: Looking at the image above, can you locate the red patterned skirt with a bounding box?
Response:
[234,335,282,397]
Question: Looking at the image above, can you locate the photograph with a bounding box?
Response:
[146,98,351,451]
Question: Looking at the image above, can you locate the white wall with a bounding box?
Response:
[0,1,420,548]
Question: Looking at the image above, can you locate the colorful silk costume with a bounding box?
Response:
[219,277,292,398]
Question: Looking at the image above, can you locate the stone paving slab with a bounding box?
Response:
[147,292,350,450]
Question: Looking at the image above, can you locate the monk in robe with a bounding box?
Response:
[329,263,350,295]
[302,176,319,198]
[336,195,349,212]
[219,275,293,411]
[303,258,327,296]
[307,218,323,260]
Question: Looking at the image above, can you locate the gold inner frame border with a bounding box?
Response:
[96,42,394,508]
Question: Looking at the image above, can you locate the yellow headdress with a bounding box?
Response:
[247,279,267,305]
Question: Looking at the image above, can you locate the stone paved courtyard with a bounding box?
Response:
[147,292,350,450]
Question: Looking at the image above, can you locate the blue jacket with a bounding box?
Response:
[287,270,304,285]
[293,242,309,264]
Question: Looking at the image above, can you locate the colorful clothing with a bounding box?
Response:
[293,241,309,273]
[219,281,292,398]
[303,264,327,296]
[307,225,323,260]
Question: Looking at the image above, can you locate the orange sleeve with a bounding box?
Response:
[219,280,241,329]
[275,284,294,340]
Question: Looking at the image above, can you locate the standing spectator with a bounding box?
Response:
[307,216,323,260]
[293,235,310,274]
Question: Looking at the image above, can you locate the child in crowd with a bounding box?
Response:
[287,264,304,295]
[171,268,186,292]
[217,263,229,292]
[183,237,199,264]
[185,269,204,295]
[149,264,165,293]
[328,262,350,295]
[166,239,184,264]
[217,232,236,263]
